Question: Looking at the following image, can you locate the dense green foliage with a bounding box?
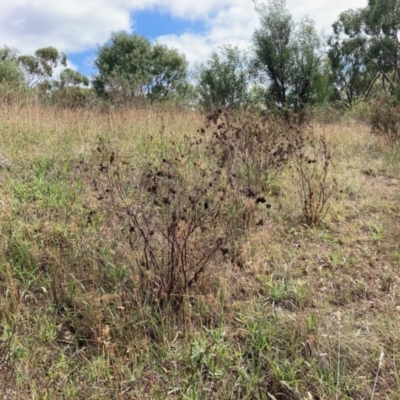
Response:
[0,46,26,102]
[195,45,250,110]
[0,47,23,85]
[92,32,188,103]
[252,1,330,111]
[329,0,400,106]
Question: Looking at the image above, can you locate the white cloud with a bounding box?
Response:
[287,0,367,33]
[0,0,133,54]
[156,33,211,65]
[0,0,368,66]
[157,0,367,65]
[156,2,259,65]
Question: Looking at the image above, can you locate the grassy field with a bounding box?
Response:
[0,103,399,399]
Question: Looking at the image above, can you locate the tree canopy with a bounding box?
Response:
[328,0,400,107]
[18,47,67,88]
[93,32,188,104]
[252,0,329,111]
[195,45,250,110]
[0,46,26,102]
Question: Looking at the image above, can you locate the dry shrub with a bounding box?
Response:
[205,108,299,198]
[92,138,229,308]
[202,108,309,243]
[293,134,336,226]
[204,109,336,228]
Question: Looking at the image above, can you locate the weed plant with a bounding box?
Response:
[205,108,299,200]
[293,133,336,226]
[92,136,229,309]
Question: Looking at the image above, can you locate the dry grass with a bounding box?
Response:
[0,103,399,399]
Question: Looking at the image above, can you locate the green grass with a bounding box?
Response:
[0,104,399,399]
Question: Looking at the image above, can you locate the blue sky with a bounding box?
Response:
[134,9,207,39]
[65,9,208,77]
[1,0,368,77]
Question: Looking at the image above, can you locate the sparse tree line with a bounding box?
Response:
[1,0,400,119]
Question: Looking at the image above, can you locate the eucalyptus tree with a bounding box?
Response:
[0,46,23,84]
[57,68,89,89]
[252,0,329,111]
[0,46,26,101]
[329,0,400,106]
[195,45,250,110]
[148,43,188,100]
[18,47,67,88]
[93,32,188,104]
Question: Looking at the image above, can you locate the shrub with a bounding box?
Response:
[92,138,229,308]
[51,87,97,109]
[201,108,304,238]
[293,134,335,226]
[205,108,300,199]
